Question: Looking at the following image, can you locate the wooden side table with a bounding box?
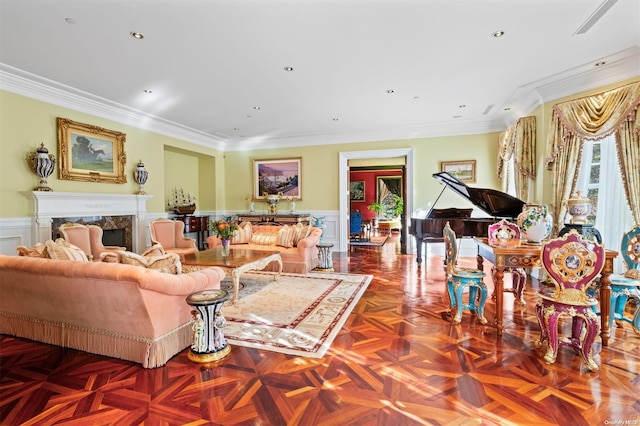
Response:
[316,242,334,272]
[186,289,231,363]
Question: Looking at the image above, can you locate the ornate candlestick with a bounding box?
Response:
[133,159,148,195]
[27,143,56,191]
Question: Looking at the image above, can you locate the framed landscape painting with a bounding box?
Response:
[350,181,365,201]
[441,160,476,183]
[253,158,301,199]
[57,118,127,183]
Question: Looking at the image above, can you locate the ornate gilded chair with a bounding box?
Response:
[443,222,488,324]
[59,223,125,261]
[488,219,527,304]
[148,218,198,259]
[605,226,640,335]
[535,230,605,371]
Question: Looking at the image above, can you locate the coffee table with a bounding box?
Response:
[183,249,283,304]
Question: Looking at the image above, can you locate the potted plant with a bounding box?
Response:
[390,194,404,218]
[367,202,383,227]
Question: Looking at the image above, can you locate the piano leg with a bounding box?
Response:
[414,234,424,263]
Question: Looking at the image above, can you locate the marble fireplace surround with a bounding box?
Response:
[27,192,152,253]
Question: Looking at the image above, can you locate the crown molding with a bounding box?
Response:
[3,45,639,152]
[0,64,227,151]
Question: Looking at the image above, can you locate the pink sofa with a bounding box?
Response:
[207,223,322,273]
[0,255,225,368]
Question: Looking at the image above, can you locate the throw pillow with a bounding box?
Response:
[16,243,47,257]
[231,221,252,244]
[276,225,296,248]
[250,233,277,246]
[292,223,311,247]
[141,244,165,258]
[44,239,89,262]
[118,251,182,274]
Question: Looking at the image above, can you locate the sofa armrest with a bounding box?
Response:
[295,227,322,253]
[176,236,197,249]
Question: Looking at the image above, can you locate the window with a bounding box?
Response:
[575,136,632,272]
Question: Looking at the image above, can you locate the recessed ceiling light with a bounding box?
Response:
[504,107,511,111]
[332,118,339,121]
[253,106,261,110]
[233,128,240,131]
[130,32,144,40]
[453,115,462,119]
[284,66,294,72]
[459,104,466,108]
[413,96,420,100]
[386,89,395,94]
[492,30,505,38]
[65,18,76,24]
[594,61,607,67]
[144,89,152,94]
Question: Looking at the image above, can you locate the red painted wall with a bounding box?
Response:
[350,169,402,220]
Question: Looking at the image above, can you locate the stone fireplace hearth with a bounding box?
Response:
[26,192,152,253]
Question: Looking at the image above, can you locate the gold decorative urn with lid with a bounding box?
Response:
[567,191,592,224]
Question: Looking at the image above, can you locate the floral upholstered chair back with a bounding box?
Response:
[619,226,640,280]
[541,230,605,305]
[488,219,521,244]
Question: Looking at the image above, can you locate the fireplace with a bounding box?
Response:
[27,192,152,253]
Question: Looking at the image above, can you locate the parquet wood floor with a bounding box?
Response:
[1,237,639,425]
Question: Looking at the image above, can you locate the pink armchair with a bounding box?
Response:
[59,223,125,261]
[149,219,198,259]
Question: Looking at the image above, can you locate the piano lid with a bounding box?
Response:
[432,171,525,218]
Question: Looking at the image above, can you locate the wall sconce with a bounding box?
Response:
[27,143,56,191]
[133,159,148,195]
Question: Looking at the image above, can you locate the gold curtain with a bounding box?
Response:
[545,81,640,233]
[497,116,536,200]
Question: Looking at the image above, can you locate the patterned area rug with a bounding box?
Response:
[220,271,372,358]
[349,236,388,247]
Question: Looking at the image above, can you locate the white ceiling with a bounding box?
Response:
[1,0,639,151]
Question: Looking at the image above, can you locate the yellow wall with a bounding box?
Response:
[2,76,638,219]
[0,90,222,217]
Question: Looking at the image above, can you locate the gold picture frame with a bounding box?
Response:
[253,157,301,199]
[57,117,127,184]
[440,160,476,183]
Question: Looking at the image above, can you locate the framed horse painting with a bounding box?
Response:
[57,117,127,183]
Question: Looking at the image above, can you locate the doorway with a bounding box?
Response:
[339,148,414,253]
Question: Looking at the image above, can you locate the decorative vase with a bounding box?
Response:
[220,238,231,257]
[133,159,148,195]
[567,191,592,224]
[517,204,553,244]
[27,143,56,191]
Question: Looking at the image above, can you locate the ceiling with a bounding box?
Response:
[1,0,639,151]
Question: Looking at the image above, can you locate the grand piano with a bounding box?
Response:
[410,171,525,263]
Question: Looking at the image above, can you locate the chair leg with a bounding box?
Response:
[476,285,488,324]
[575,312,600,372]
[513,268,526,304]
[452,283,465,324]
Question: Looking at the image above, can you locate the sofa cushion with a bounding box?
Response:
[44,239,89,262]
[231,221,252,244]
[142,244,166,258]
[276,225,296,248]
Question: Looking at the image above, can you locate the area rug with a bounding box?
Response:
[349,236,388,247]
[219,271,372,358]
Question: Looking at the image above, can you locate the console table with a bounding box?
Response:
[237,213,312,225]
[173,215,209,250]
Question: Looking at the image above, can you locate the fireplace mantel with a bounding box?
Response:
[25,192,153,253]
